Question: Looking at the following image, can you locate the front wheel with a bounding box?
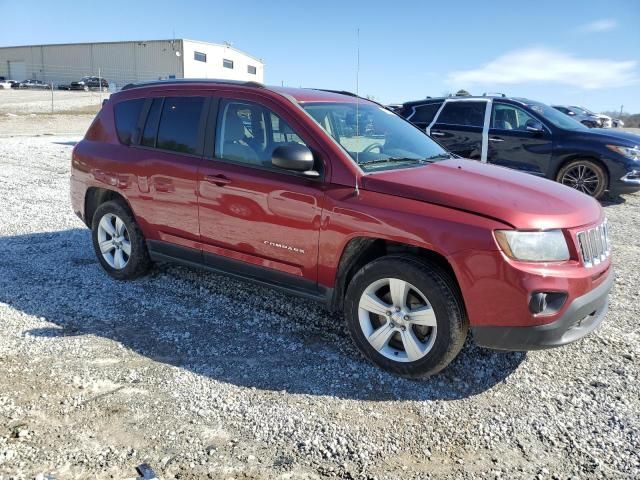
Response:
[91,200,151,280]
[556,159,608,199]
[344,255,468,378]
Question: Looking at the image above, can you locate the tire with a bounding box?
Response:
[91,200,151,280]
[344,255,468,378]
[556,159,608,199]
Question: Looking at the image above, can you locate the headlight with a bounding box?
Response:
[494,230,570,262]
[606,144,640,160]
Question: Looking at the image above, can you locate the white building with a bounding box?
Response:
[0,39,264,89]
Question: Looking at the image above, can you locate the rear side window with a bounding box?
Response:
[409,103,442,123]
[156,97,205,154]
[114,99,145,145]
[436,101,486,127]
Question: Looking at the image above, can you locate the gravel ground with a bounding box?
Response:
[0,134,638,480]
[0,90,107,115]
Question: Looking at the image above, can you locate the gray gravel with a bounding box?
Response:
[0,135,638,479]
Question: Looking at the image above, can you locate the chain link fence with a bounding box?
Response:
[1,63,180,115]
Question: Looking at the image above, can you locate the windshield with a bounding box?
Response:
[301,102,450,171]
[572,106,595,116]
[527,101,589,131]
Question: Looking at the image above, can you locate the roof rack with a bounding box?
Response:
[121,78,265,91]
[310,88,358,97]
[482,92,506,97]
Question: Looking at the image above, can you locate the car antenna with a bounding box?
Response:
[355,27,361,197]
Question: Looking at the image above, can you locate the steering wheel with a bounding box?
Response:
[363,143,384,154]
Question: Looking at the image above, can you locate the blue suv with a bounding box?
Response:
[398,95,640,198]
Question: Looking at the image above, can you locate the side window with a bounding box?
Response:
[156,97,205,154]
[436,101,486,127]
[114,98,145,145]
[410,103,442,124]
[215,99,309,168]
[141,98,163,147]
[491,103,537,131]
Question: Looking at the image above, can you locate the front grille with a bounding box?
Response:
[576,220,610,267]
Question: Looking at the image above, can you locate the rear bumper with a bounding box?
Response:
[472,268,613,351]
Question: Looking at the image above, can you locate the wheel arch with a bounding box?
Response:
[84,187,134,228]
[554,155,610,189]
[329,237,463,313]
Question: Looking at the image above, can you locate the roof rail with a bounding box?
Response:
[482,92,506,97]
[310,88,358,97]
[121,78,265,91]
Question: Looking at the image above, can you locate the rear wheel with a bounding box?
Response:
[91,200,151,280]
[557,159,608,199]
[344,255,468,378]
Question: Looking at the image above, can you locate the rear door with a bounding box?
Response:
[428,100,489,159]
[487,101,552,175]
[125,95,207,249]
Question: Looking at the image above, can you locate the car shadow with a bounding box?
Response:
[1,229,525,402]
[601,193,626,206]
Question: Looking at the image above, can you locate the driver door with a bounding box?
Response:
[197,96,325,286]
[487,102,553,176]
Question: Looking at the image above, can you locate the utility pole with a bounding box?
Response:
[50,82,54,113]
[620,104,624,117]
[98,67,102,102]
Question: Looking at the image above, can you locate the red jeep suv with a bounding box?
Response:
[70,80,613,378]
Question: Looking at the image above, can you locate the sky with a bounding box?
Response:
[1,0,639,113]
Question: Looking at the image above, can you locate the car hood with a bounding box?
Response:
[362,159,601,229]
[584,129,640,146]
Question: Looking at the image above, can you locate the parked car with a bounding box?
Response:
[613,118,625,128]
[398,95,640,198]
[57,83,72,90]
[19,79,51,89]
[571,106,612,128]
[552,105,601,128]
[70,76,109,91]
[0,80,13,90]
[70,80,613,378]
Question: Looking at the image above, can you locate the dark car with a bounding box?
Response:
[70,76,109,91]
[69,79,613,378]
[398,95,640,198]
[552,105,601,128]
[19,79,51,89]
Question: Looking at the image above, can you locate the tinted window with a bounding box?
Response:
[223,59,234,69]
[215,100,308,168]
[409,103,442,124]
[491,103,538,131]
[142,98,163,147]
[114,98,145,145]
[248,65,257,75]
[156,97,205,154]
[194,51,207,62]
[436,101,486,127]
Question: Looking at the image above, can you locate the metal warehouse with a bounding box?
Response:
[0,39,264,89]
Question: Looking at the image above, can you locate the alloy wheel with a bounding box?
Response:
[97,213,131,270]
[358,278,437,362]
[560,164,601,196]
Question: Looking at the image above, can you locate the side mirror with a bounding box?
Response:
[525,120,544,134]
[272,144,319,177]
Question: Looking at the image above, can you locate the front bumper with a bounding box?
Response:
[472,268,613,351]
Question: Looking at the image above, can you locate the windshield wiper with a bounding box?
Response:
[425,153,454,160]
[357,156,427,166]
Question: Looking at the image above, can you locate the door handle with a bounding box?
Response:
[489,137,504,142]
[431,131,445,137]
[204,174,231,186]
